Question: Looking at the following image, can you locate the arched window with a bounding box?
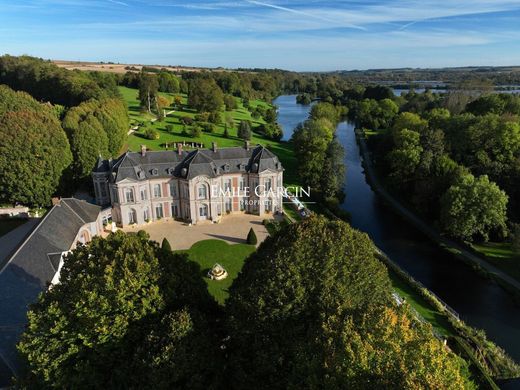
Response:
[128,209,137,224]
[199,204,209,218]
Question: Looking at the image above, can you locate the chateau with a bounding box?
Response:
[92,142,284,226]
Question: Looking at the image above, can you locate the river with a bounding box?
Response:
[274,94,520,362]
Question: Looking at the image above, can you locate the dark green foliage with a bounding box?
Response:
[296,93,312,105]
[226,217,472,389]
[224,94,237,111]
[310,102,340,124]
[440,174,508,241]
[157,71,180,93]
[138,72,159,113]
[162,237,172,252]
[237,120,251,140]
[321,137,345,198]
[223,123,230,138]
[188,77,224,112]
[62,98,128,180]
[190,125,202,138]
[246,227,257,245]
[257,122,283,140]
[0,55,109,106]
[18,231,220,389]
[292,118,334,190]
[0,110,72,206]
[0,86,72,206]
[165,124,174,132]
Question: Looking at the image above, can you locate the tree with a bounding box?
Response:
[69,113,110,181]
[237,120,251,141]
[226,217,472,389]
[139,73,159,113]
[388,129,423,180]
[321,137,345,198]
[188,78,224,113]
[292,118,334,189]
[223,123,230,138]
[157,71,180,93]
[440,174,508,241]
[246,227,257,245]
[224,94,237,111]
[18,231,220,388]
[0,110,72,206]
[310,102,340,125]
[190,125,202,138]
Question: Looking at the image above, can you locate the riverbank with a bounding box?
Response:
[355,128,520,300]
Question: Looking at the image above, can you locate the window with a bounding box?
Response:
[111,187,119,203]
[225,198,232,213]
[171,204,179,217]
[99,183,107,198]
[153,184,162,198]
[155,204,164,219]
[170,182,177,197]
[199,204,208,217]
[128,210,136,224]
[198,184,207,199]
[224,179,232,192]
[265,178,272,191]
[125,188,134,203]
[240,198,246,211]
[140,187,147,201]
[265,199,272,212]
[183,185,189,198]
[239,178,245,191]
[143,208,150,222]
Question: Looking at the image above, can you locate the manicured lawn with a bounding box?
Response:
[472,242,520,282]
[118,86,299,187]
[389,271,455,337]
[176,239,255,305]
[0,218,27,238]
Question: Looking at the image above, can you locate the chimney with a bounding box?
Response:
[177,142,183,156]
[140,145,146,157]
[245,140,250,151]
[212,142,217,152]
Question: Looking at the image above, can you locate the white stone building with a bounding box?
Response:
[92,142,284,227]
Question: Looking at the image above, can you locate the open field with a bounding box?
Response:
[53,60,209,74]
[176,240,255,304]
[119,86,299,187]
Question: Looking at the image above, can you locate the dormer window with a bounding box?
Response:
[239,164,245,171]
[223,164,230,172]
[137,170,145,179]
[169,167,175,175]
[151,168,158,176]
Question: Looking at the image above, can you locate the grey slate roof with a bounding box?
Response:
[96,145,283,183]
[0,198,101,381]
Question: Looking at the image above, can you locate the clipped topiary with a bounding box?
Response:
[247,228,257,245]
[162,238,172,252]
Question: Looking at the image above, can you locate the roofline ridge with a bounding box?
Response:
[0,205,59,275]
[61,199,87,225]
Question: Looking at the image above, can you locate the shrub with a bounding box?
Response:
[144,128,159,140]
[246,227,257,245]
[165,124,174,132]
[161,238,172,252]
[181,116,193,125]
[190,125,202,138]
[195,112,210,122]
[201,122,216,133]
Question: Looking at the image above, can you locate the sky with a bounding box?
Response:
[2,0,520,71]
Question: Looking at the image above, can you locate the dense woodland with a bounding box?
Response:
[18,217,476,388]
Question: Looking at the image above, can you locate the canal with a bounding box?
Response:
[274,94,520,361]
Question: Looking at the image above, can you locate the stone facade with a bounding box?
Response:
[92,142,284,227]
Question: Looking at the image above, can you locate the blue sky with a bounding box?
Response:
[2,0,520,71]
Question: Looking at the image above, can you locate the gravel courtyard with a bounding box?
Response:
[123,214,277,250]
